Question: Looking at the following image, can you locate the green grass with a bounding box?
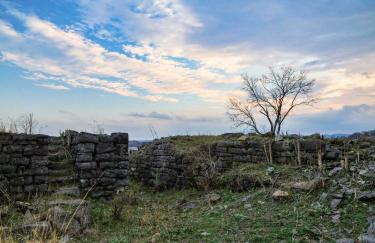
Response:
[77,181,371,243]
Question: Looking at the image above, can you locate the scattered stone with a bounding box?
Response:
[367,222,375,236]
[206,193,221,204]
[332,192,344,199]
[53,186,80,197]
[330,199,342,209]
[0,205,9,217]
[48,206,81,235]
[331,211,341,223]
[47,199,88,207]
[358,234,375,243]
[358,191,375,202]
[266,167,275,175]
[272,190,290,200]
[59,235,70,243]
[319,192,329,202]
[23,209,36,224]
[241,194,254,202]
[329,167,342,177]
[15,201,37,213]
[336,239,354,243]
[180,202,196,211]
[15,221,50,234]
[244,203,252,210]
[291,179,322,192]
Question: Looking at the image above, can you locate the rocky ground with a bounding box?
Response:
[1,160,374,242]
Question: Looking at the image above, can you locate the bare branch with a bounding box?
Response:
[228,67,317,137]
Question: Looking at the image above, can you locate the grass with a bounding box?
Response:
[76,182,370,242]
[1,162,373,242]
[76,159,373,243]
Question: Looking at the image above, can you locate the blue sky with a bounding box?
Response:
[0,0,374,139]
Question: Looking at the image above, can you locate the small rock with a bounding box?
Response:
[329,167,342,177]
[241,194,254,202]
[151,232,161,243]
[244,203,252,210]
[206,193,221,204]
[16,221,50,234]
[330,199,342,209]
[180,202,196,211]
[358,191,375,202]
[360,169,369,175]
[368,222,375,236]
[23,210,36,224]
[47,199,88,207]
[336,239,354,243]
[53,186,80,197]
[331,211,341,223]
[0,205,9,217]
[15,201,37,213]
[266,167,275,175]
[319,192,329,202]
[291,179,321,192]
[358,234,375,243]
[332,192,344,199]
[272,190,290,200]
[59,235,70,243]
[48,206,81,235]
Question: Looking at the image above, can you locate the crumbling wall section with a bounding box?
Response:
[0,131,129,200]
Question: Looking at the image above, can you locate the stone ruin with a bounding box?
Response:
[0,131,129,200]
[129,136,375,188]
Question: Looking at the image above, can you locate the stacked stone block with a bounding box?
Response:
[70,132,129,199]
[130,138,330,188]
[130,139,188,188]
[0,133,50,199]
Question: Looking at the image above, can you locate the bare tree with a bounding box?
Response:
[18,113,39,134]
[228,67,316,137]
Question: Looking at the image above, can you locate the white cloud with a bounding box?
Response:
[36,83,70,90]
[0,1,374,112]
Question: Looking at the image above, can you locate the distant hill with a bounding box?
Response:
[323,133,350,138]
[349,130,375,139]
[129,140,152,149]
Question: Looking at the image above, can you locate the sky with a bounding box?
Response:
[0,0,374,139]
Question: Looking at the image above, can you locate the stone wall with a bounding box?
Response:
[0,131,129,200]
[0,133,53,199]
[130,140,188,188]
[212,139,325,171]
[130,137,375,188]
[68,131,129,199]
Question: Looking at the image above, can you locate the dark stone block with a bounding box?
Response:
[76,153,93,162]
[99,161,116,169]
[10,177,24,186]
[95,153,120,162]
[0,165,16,173]
[76,143,95,153]
[99,135,114,143]
[12,157,30,166]
[73,132,99,144]
[96,143,116,154]
[34,175,47,184]
[31,156,49,167]
[76,162,97,170]
[0,154,10,164]
[3,145,23,153]
[110,133,128,144]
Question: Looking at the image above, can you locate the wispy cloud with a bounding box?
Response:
[35,83,69,90]
[124,111,173,120]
